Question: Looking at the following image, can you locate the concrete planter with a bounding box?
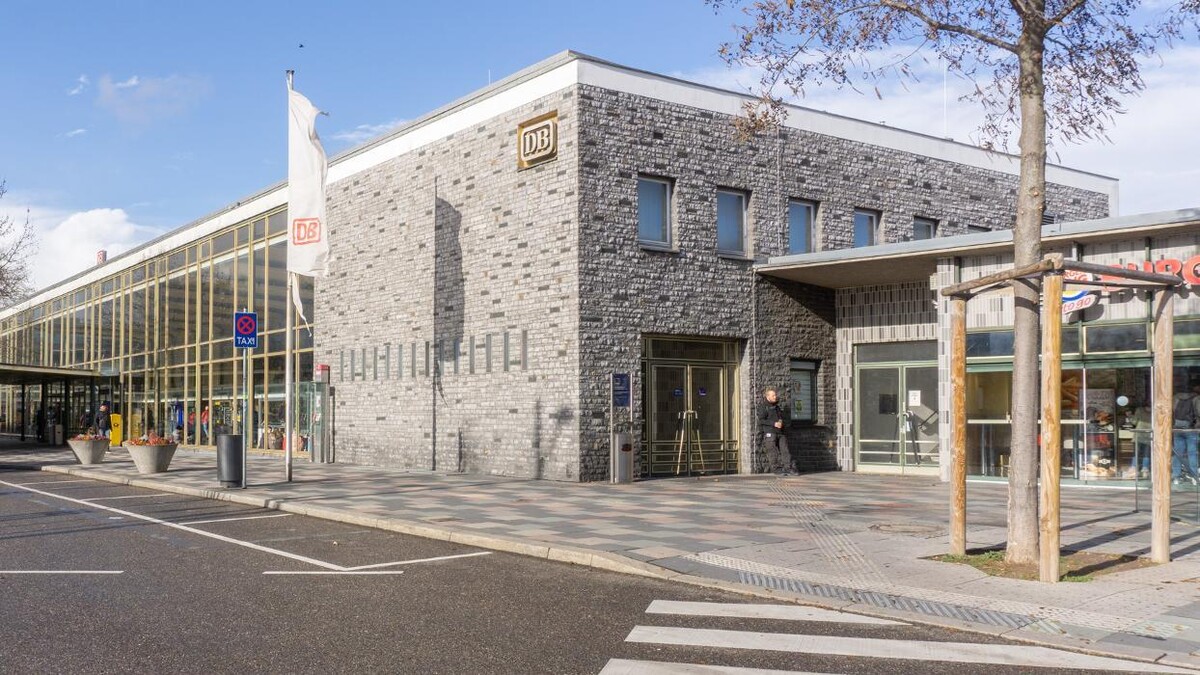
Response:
[67,438,110,465]
[125,443,178,474]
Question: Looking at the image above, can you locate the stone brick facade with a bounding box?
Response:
[317,87,585,480]
[315,59,1112,482]
[572,83,1108,481]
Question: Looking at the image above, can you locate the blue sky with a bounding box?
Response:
[3,1,1198,288]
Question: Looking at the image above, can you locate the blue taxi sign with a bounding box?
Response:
[234,312,258,349]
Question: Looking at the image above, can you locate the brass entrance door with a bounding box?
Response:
[647,363,734,477]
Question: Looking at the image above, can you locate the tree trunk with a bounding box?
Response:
[1007,17,1048,566]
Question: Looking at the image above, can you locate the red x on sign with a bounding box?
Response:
[236,315,257,335]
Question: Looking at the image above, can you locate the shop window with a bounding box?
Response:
[787,200,817,254]
[790,359,818,424]
[913,217,937,240]
[853,209,879,247]
[857,340,937,363]
[967,327,1079,358]
[637,176,672,247]
[716,189,747,255]
[1085,323,1148,353]
[1176,319,1200,351]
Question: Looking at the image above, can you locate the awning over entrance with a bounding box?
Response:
[755,209,1200,289]
[0,363,102,386]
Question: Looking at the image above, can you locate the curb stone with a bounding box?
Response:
[20,461,1197,672]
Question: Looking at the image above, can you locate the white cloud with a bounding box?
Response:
[330,118,407,145]
[96,73,211,125]
[63,128,87,138]
[67,74,89,96]
[0,194,165,289]
[679,46,1200,216]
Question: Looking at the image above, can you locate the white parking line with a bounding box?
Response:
[83,494,176,502]
[0,570,124,575]
[343,551,492,570]
[262,571,406,576]
[0,478,343,571]
[180,513,294,526]
[17,479,94,486]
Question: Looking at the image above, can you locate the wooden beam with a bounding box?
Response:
[1039,273,1064,583]
[950,296,967,556]
[1151,289,1175,564]
[940,256,1060,298]
[1063,281,1172,291]
[1060,259,1184,287]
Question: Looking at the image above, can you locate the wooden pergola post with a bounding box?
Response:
[950,295,968,556]
[940,254,1182,575]
[1039,272,1064,582]
[1151,288,1175,564]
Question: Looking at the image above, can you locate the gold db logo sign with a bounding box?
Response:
[517,111,558,169]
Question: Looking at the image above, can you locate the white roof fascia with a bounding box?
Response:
[574,58,1119,212]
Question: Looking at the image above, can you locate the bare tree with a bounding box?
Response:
[709,0,1196,564]
[0,181,37,307]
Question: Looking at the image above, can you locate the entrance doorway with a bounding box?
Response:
[855,345,939,473]
[642,337,740,478]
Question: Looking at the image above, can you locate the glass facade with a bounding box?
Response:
[0,207,313,448]
[963,316,1200,484]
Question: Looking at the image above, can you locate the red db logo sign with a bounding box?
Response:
[292,218,322,246]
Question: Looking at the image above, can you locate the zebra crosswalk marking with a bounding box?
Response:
[599,659,833,675]
[646,600,905,625]
[624,625,1188,673]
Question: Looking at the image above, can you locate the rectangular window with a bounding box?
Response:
[790,359,818,423]
[913,217,937,240]
[1177,319,1200,351]
[637,177,671,247]
[853,209,879,247]
[787,200,816,254]
[1085,323,1148,353]
[716,189,747,255]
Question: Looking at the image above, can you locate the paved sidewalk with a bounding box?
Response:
[6,441,1200,670]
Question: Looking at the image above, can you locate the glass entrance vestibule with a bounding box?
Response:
[965,319,1200,483]
[854,341,940,474]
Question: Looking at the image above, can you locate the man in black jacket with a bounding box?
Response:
[759,388,793,475]
[95,403,112,439]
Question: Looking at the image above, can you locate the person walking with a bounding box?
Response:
[1173,382,1200,484]
[759,388,793,475]
[95,403,112,440]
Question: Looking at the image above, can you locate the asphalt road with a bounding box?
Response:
[0,468,1166,674]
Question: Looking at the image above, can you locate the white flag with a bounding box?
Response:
[287,85,329,277]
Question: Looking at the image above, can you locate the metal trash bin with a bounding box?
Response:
[615,431,634,483]
[216,434,243,488]
[52,424,64,446]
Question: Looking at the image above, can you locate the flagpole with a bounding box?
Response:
[285,272,294,482]
[284,68,295,483]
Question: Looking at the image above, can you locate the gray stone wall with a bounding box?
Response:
[573,84,1110,481]
[316,87,584,480]
[316,79,1113,483]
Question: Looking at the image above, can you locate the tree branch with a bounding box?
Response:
[1047,0,1088,27]
[879,0,1019,53]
